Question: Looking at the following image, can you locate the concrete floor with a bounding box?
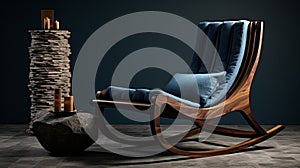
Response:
[0,124,299,168]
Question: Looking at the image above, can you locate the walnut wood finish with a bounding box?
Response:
[95,21,285,157]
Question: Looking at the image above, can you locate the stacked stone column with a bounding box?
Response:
[28,30,71,131]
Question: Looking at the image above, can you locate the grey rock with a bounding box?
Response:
[32,112,96,155]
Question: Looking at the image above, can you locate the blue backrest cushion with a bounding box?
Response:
[190,20,249,92]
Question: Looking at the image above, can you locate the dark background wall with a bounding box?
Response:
[0,0,299,124]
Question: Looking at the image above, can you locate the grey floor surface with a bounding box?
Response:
[0,124,299,168]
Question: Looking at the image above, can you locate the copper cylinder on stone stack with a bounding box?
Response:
[54,88,62,112]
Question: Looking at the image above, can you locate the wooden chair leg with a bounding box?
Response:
[150,103,285,158]
[153,120,284,157]
[239,106,266,135]
[194,120,258,138]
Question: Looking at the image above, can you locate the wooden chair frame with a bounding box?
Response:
[94,21,284,157]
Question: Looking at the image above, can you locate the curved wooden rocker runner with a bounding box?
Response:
[94,20,284,157]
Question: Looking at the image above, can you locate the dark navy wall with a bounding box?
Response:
[1,0,299,124]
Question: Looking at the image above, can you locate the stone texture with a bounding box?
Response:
[28,30,72,133]
[32,112,95,155]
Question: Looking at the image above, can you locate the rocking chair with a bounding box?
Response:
[93,20,284,157]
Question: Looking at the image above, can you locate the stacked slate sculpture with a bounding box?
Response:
[28,30,71,132]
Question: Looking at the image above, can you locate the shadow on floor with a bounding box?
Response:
[49,144,273,166]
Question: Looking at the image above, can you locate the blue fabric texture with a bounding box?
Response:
[163,71,226,106]
[190,20,249,106]
[102,86,200,108]
[98,20,249,108]
[191,20,249,90]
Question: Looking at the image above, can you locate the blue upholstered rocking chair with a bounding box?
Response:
[94,20,284,157]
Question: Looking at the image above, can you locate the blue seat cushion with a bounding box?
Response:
[100,71,225,107]
[100,86,200,108]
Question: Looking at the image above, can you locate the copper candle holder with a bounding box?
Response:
[54,88,62,112]
[64,95,74,112]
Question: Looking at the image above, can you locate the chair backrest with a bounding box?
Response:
[190,20,250,93]
[188,20,263,106]
[227,21,263,97]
